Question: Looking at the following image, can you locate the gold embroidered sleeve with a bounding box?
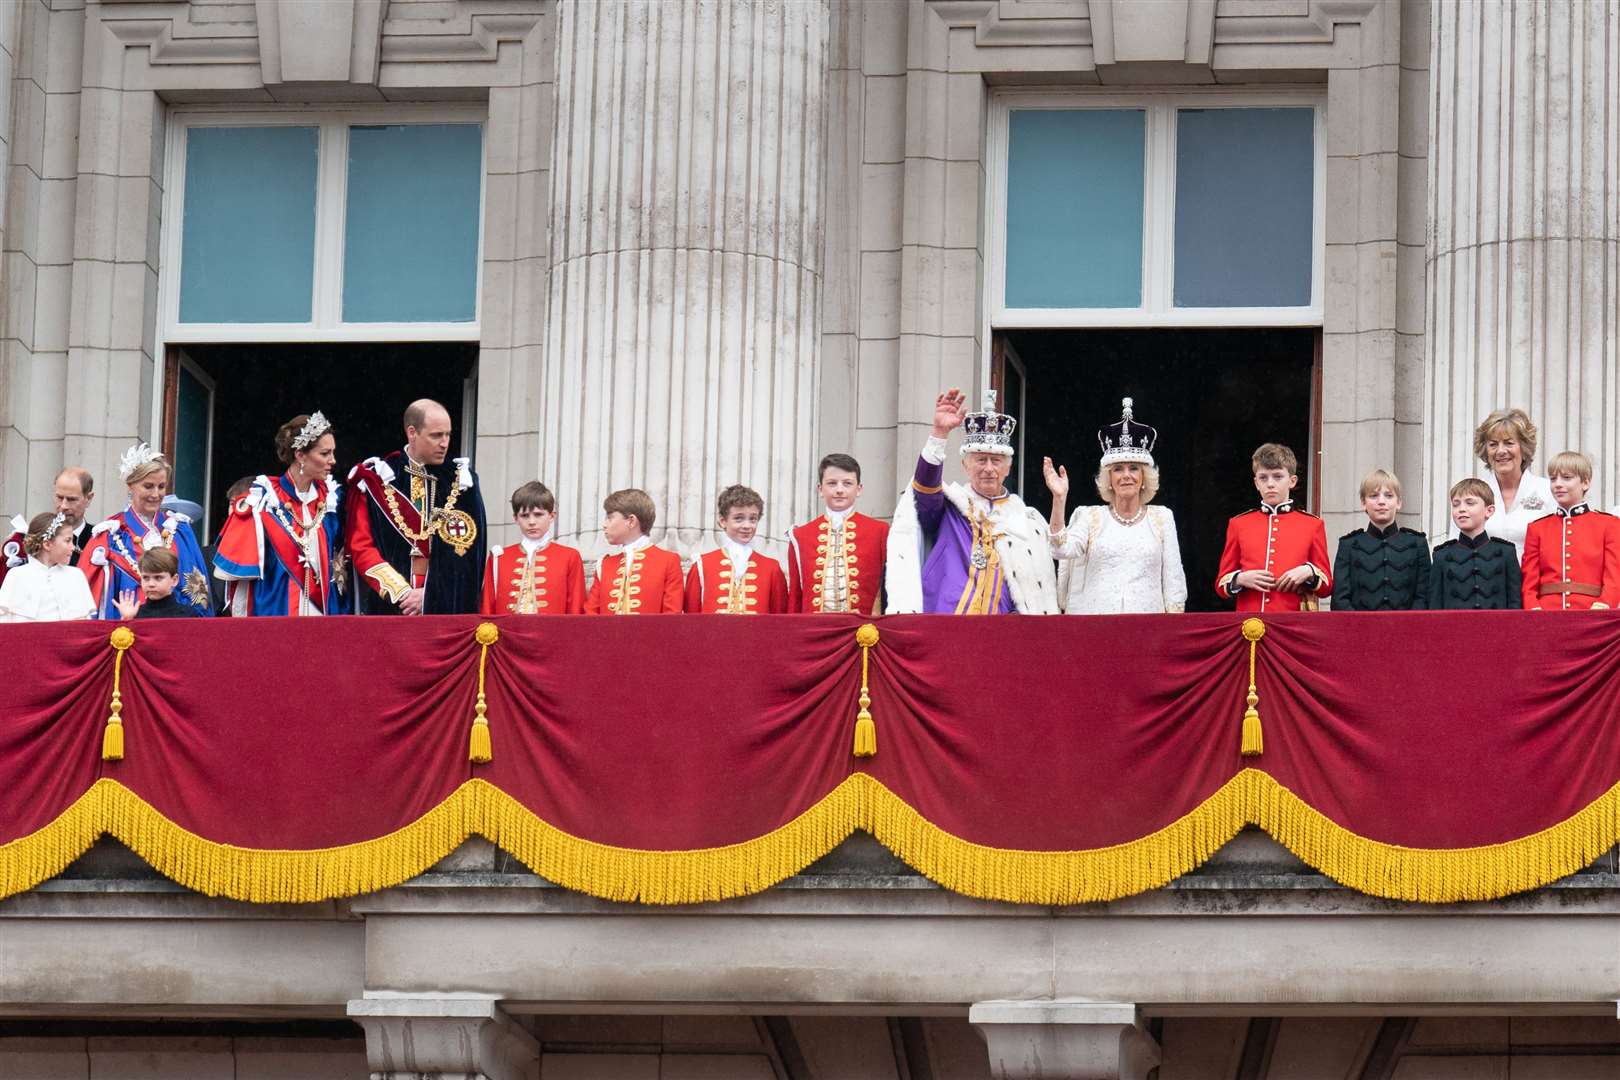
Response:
[365,563,411,603]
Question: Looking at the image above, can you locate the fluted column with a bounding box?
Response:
[1424,0,1620,531]
[541,0,828,559]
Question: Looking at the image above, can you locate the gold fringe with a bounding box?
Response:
[0,772,1616,906]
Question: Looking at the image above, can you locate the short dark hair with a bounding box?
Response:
[717,484,764,518]
[511,481,556,514]
[604,488,656,534]
[226,476,255,503]
[818,453,862,483]
[138,547,179,576]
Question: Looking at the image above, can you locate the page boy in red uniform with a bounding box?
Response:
[1215,443,1332,613]
[684,485,788,614]
[480,481,585,616]
[583,488,683,615]
[787,453,889,615]
[1521,451,1620,611]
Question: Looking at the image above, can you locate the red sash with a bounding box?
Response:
[356,464,427,548]
[261,486,332,614]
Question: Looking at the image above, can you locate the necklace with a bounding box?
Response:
[1110,504,1146,527]
[381,464,463,542]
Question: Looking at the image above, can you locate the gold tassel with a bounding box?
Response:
[852,623,880,758]
[103,626,135,762]
[1240,618,1265,757]
[470,622,499,764]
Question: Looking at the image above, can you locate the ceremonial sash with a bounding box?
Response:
[261,486,332,614]
[357,464,426,546]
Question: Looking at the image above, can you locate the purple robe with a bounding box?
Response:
[912,455,1016,615]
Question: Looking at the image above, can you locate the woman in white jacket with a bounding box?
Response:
[1043,399,1187,614]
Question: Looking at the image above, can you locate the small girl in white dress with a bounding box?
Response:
[0,512,97,622]
[1042,399,1189,614]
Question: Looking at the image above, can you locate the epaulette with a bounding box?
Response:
[488,544,504,560]
[1399,526,1427,536]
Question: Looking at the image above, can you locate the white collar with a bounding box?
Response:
[608,534,653,556]
[403,446,426,472]
[520,531,552,554]
[824,507,851,528]
[721,537,755,568]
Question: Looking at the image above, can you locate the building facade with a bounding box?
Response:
[3,0,1620,1077]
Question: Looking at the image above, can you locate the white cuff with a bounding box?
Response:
[922,435,948,465]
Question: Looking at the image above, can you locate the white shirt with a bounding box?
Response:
[0,557,97,622]
[1050,505,1188,614]
[1476,470,1555,560]
[520,532,552,556]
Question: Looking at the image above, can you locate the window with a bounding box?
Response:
[989,92,1324,327]
[162,109,486,342]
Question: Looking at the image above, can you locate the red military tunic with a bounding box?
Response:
[480,540,586,616]
[584,541,684,614]
[684,548,789,614]
[787,512,889,615]
[1215,502,1332,613]
[1520,504,1620,610]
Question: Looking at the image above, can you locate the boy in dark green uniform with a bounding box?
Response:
[1429,478,1522,610]
[1332,469,1430,610]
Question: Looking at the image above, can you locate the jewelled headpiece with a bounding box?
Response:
[291,410,332,451]
[961,389,1017,457]
[1098,397,1157,468]
[117,442,164,483]
[39,512,68,541]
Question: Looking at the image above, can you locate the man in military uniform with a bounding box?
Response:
[346,399,487,615]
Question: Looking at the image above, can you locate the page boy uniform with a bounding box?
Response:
[787,511,887,615]
[1520,502,1620,610]
[480,533,585,615]
[685,541,789,614]
[584,536,683,615]
[1215,502,1332,613]
[1429,532,1522,610]
[1331,523,1431,610]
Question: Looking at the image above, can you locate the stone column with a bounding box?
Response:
[1424,0,1620,531]
[541,0,829,559]
[970,1001,1160,1080]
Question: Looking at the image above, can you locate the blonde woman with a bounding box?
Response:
[1043,399,1187,614]
[80,443,214,618]
[1470,407,1553,558]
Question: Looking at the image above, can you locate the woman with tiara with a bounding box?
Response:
[212,412,348,616]
[81,443,214,617]
[1042,398,1189,614]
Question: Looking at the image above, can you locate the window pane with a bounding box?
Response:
[1005,109,1144,309]
[1174,108,1314,308]
[343,124,482,323]
[180,127,318,323]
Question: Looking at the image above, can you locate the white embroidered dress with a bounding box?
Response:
[1050,504,1189,614]
[0,557,97,622]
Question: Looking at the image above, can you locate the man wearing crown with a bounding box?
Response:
[346,399,487,615]
[886,387,1058,614]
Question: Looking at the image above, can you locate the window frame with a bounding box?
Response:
[985,88,1327,329]
[159,105,488,345]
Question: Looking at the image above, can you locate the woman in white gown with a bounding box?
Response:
[1043,399,1188,614]
[0,511,97,622]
